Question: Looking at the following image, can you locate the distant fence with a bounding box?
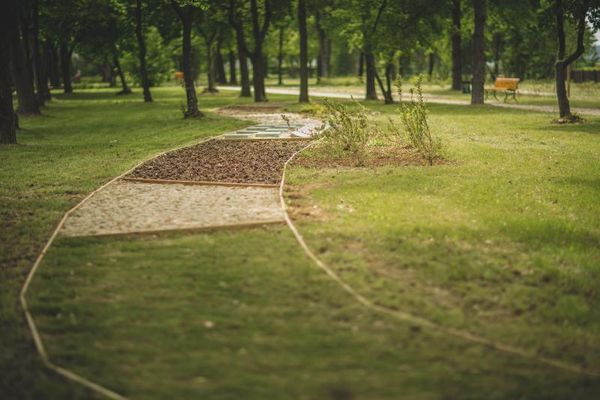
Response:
[570,70,600,83]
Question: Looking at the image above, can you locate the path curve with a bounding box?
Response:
[20,109,598,400]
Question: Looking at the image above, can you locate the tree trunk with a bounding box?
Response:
[250,53,267,102]
[229,50,237,85]
[11,21,40,114]
[364,49,377,100]
[492,32,502,79]
[451,0,462,91]
[471,0,486,104]
[32,0,50,104]
[358,52,364,79]
[315,12,328,83]
[205,41,218,93]
[215,40,227,84]
[46,41,60,87]
[1,0,18,144]
[59,40,72,94]
[235,29,251,97]
[326,39,332,78]
[249,0,270,102]
[179,6,202,117]
[298,0,309,103]
[553,0,586,120]
[277,25,284,85]
[135,0,152,102]
[428,52,435,81]
[113,54,131,94]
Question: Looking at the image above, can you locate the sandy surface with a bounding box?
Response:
[61,181,285,237]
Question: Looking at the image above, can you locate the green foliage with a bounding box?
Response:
[389,75,442,165]
[122,26,174,86]
[320,99,380,166]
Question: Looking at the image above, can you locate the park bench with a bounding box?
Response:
[485,77,520,102]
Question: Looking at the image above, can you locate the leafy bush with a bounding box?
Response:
[122,26,174,87]
[320,99,380,166]
[389,75,442,165]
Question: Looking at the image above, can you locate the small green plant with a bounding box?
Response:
[389,75,442,166]
[320,99,379,166]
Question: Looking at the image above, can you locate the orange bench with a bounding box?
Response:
[485,77,520,102]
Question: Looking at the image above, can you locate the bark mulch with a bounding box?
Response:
[128,139,311,185]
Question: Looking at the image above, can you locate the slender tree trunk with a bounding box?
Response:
[358,52,364,79]
[11,22,40,114]
[1,0,18,144]
[428,53,435,81]
[492,32,502,79]
[364,48,377,100]
[249,0,270,102]
[451,0,462,91]
[471,0,486,104]
[250,53,267,102]
[215,40,227,84]
[205,41,218,92]
[315,12,328,83]
[59,40,72,94]
[326,38,332,78]
[32,0,50,104]
[277,25,284,85]
[135,0,152,102]
[235,29,251,97]
[113,54,131,94]
[554,0,586,119]
[298,0,309,102]
[47,41,60,87]
[178,6,202,117]
[228,50,237,84]
[385,61,394,103]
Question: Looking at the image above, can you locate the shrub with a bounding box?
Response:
[389,75,442,165]
[320,99,379,166]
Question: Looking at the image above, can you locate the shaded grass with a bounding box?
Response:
[286,101,600,377]
[28,228,600,399]
[0,87,252,398]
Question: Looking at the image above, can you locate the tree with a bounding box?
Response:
[298,0,309,102]
[471,0,486,104]
[1,0,18,144]
[228,0,252,96]
[134,0,153,102]
[451,0,462,90]
[32,0,51,104]
[171,0,203,117]
[553,0,600,120]
[11,1,40,115]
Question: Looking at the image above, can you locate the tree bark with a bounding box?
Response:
[173,3,202,118]
[277,25,284,85]
[11,19,40,114]
[229,0,252,97]
[364,49,377,100]
[229,50,237,84]
[46,41,60,87]
[315,11,328,83]
[554,0,586,119]
[471,0,486,104]
[358,52,364,78]
[248,0,271,102]
[1,0,18,144]
[205,41,219,93]
[135,0,152,102]
[298,0,309,103]
[59,40,73,94]
[451,0,462,91]
[32,0,50,104]
[113,54,131,94]
[428,52,435,81]
[216,39,227,84]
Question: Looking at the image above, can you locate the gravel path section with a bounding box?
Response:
[61,181,284,237]
[128,139,311,185]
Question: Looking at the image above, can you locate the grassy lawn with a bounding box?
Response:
[2,87,600,398]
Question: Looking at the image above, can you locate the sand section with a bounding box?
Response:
[60,180,285,237]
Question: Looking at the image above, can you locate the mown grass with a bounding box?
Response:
[285,101,600,379]
[2,87,600,398]
[0,87,252,398]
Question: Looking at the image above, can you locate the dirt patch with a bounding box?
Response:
[220,103,285,113]
[129,139,311,185]
[291,143,443,168]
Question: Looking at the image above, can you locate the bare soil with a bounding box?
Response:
[129,139,312,185]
